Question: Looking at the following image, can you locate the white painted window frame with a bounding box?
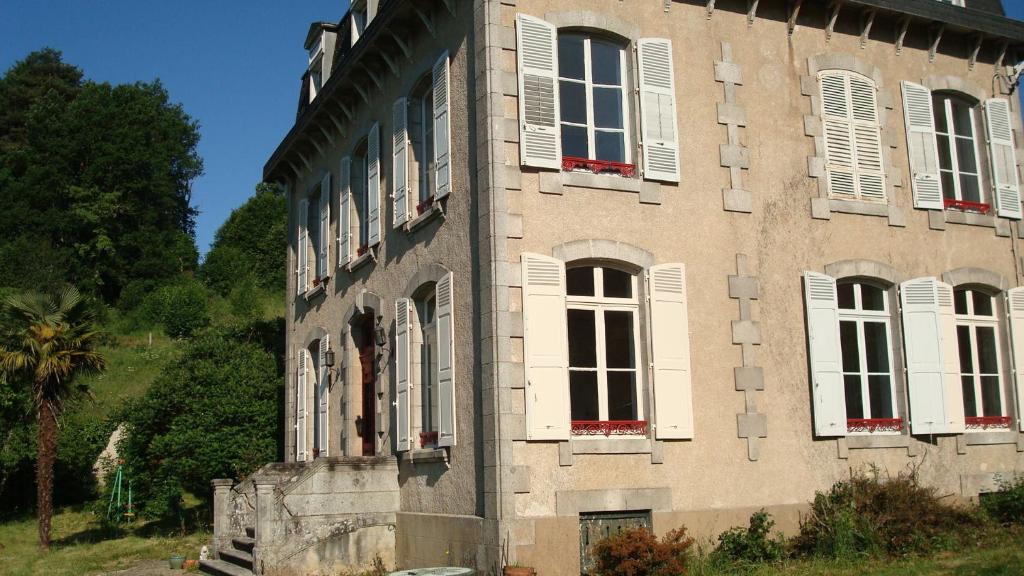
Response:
[416,84,435,204]
[417,290,439,440]
[955,289,1007,422]
[837,282,899,434]
[557,34,632,165]
[934,94,984,204]
[565,267,644,427]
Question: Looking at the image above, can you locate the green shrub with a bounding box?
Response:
[712,510,786,567]
[791,468,982,559]
[592,526,693,576]
[981,474,1024,526]
[138,279,210,338]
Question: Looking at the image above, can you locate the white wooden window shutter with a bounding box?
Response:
[395,298,412,452]
[338,157,352,267]
[433,52,452,199]
[803,272,847,437]
[296,199,308,294]
[319,173,331,275]
[899,277,964,434]
[937,282,966,431]
[1006,288,1024,429]
[849,74,886,201]
[521,253,570,440]
[984,98,1022,219]
[368,122,382,246]
[637,38,680,183]
[296,348,308,462]
[318,335,330,457]
[436,272,456,447]
[820,71,886,201]
[515,14,561,170]
[648,263,693,439]
[900,81,943,210]
[393,98,410,227]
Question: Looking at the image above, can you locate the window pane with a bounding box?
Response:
[980,375,1002,417]
[940,171,956,200]
[951,101,974,137]
[845,374,864,420]
[975,326,998,374]
[561,125,589,159]
[962,375,978,417]
[558,35,585,81]
[863,321,890,373]
[593,87,624,129]
[559,81,587,125]
[604,311,636,369]
[567,309,597,368]
[955,137,978,173]
[840,321,860,373]
[590,41,622,86]
[972,292,993,316]
[567,267,596,296]
[602,268,632,298]
[957,325,973,372]
[933,97,948,133]
[607,371,637,421]
[954,290,968,315]
[570,371,599,421]
[868,375,894,419]
[595,131,625,163]
[959,174,981,203]
[860,284,886,311]
[837,283,856,310]
[936,135,952,170]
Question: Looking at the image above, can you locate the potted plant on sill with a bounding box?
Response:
[503,564,535,576]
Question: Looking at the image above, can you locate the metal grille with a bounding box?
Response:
[579,511,651,575]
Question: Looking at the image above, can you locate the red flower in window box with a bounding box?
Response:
[416,195,436,216]
[419,431,438,447]
[356,245,369,257]
[561,156,637,178]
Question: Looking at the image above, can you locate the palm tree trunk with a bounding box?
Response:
[36,399,57,551]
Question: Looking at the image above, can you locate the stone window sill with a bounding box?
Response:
[810,197,905,227]
[303,280,328,302]
[405,202,443,232]
[571,438,652,455]
[347,250,375,272]
[537,168,663,204]
[963,431,1018,445]
[406,448,447,464]
[845,434,909,449]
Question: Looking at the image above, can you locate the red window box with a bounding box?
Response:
[561,156,636,178]
[944,198,990,215]
[965,416,1012,430]
[846,418,903,433]
[419,431,438,448]
[416,195,436,216]
[356,245,370,257]
[312,276,322,287]
[571,420,648,437]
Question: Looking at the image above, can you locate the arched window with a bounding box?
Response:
[818,70,885,201]
[558,33,631,165]
[836,280,897,429]
[351,139,370,252]
[414,283,439,447]
[408,76,435,208]
[565,264,643,426]
[932,92,984,205]
[954,288,1008,427]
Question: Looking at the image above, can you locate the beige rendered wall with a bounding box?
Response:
[497,0,1024,572]
[283,4,482,519]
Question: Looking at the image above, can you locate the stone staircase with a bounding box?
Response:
[203,456,399,575]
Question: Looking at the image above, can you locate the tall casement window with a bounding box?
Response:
[565,265,643,429]
[954,288,1010,429]
[837,281,898,432]
[901,82,1021,218]
[804,273,901,437]
[558,34,630,165]
[521,253,693,441]
[295,173,330,294]
[409,78,435,207]
[352,141,369,251]
[340,124,381,264]
[516,14,679,182]
[819,70,885,202]
[394,272,456,452]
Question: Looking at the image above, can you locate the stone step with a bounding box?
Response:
[219,548,254,571]
[199,559,253,576]
[232,535,256,552]
[244,526,255,538]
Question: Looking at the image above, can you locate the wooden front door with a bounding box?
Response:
[358,316,376,456]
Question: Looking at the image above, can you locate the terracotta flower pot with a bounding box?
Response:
[503,567,535,576]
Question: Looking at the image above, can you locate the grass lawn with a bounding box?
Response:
[76,330,179,421]
[0,505,208,576]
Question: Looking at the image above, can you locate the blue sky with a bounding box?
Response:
[1,2,1022,256]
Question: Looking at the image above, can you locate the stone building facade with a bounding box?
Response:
[208,1,1024,574]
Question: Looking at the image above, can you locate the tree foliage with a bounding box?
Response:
[201,183,287,295]
[116,324,281,520]
[0,49,202,303]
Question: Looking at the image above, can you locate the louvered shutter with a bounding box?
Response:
[937,283,966,431]
[803,272,847,437]
[393,98,409,227]
[367,122,382,246]
[436,272,456,447]
[900,278,964,434]
[319,173,331,276]
[821,73,857,198]
[318,335,330,457]
[901,81,943,210]
[433,52,452,199]
[984,98,1022,219]
[648,264,693,439]
[296,199,309,294]
[516,14,561,169]
[296,349,308,462]
[1006,288,1024,429]
[338,157,352,267]
[521,253,570,440]
[637,39,680,183]
[395,298,412,452]
[849,75,886,201]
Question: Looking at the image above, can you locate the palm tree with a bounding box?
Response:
[0,287,105,550]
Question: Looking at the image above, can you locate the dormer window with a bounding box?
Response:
[351,1,368,47]
[307,32,325,103]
